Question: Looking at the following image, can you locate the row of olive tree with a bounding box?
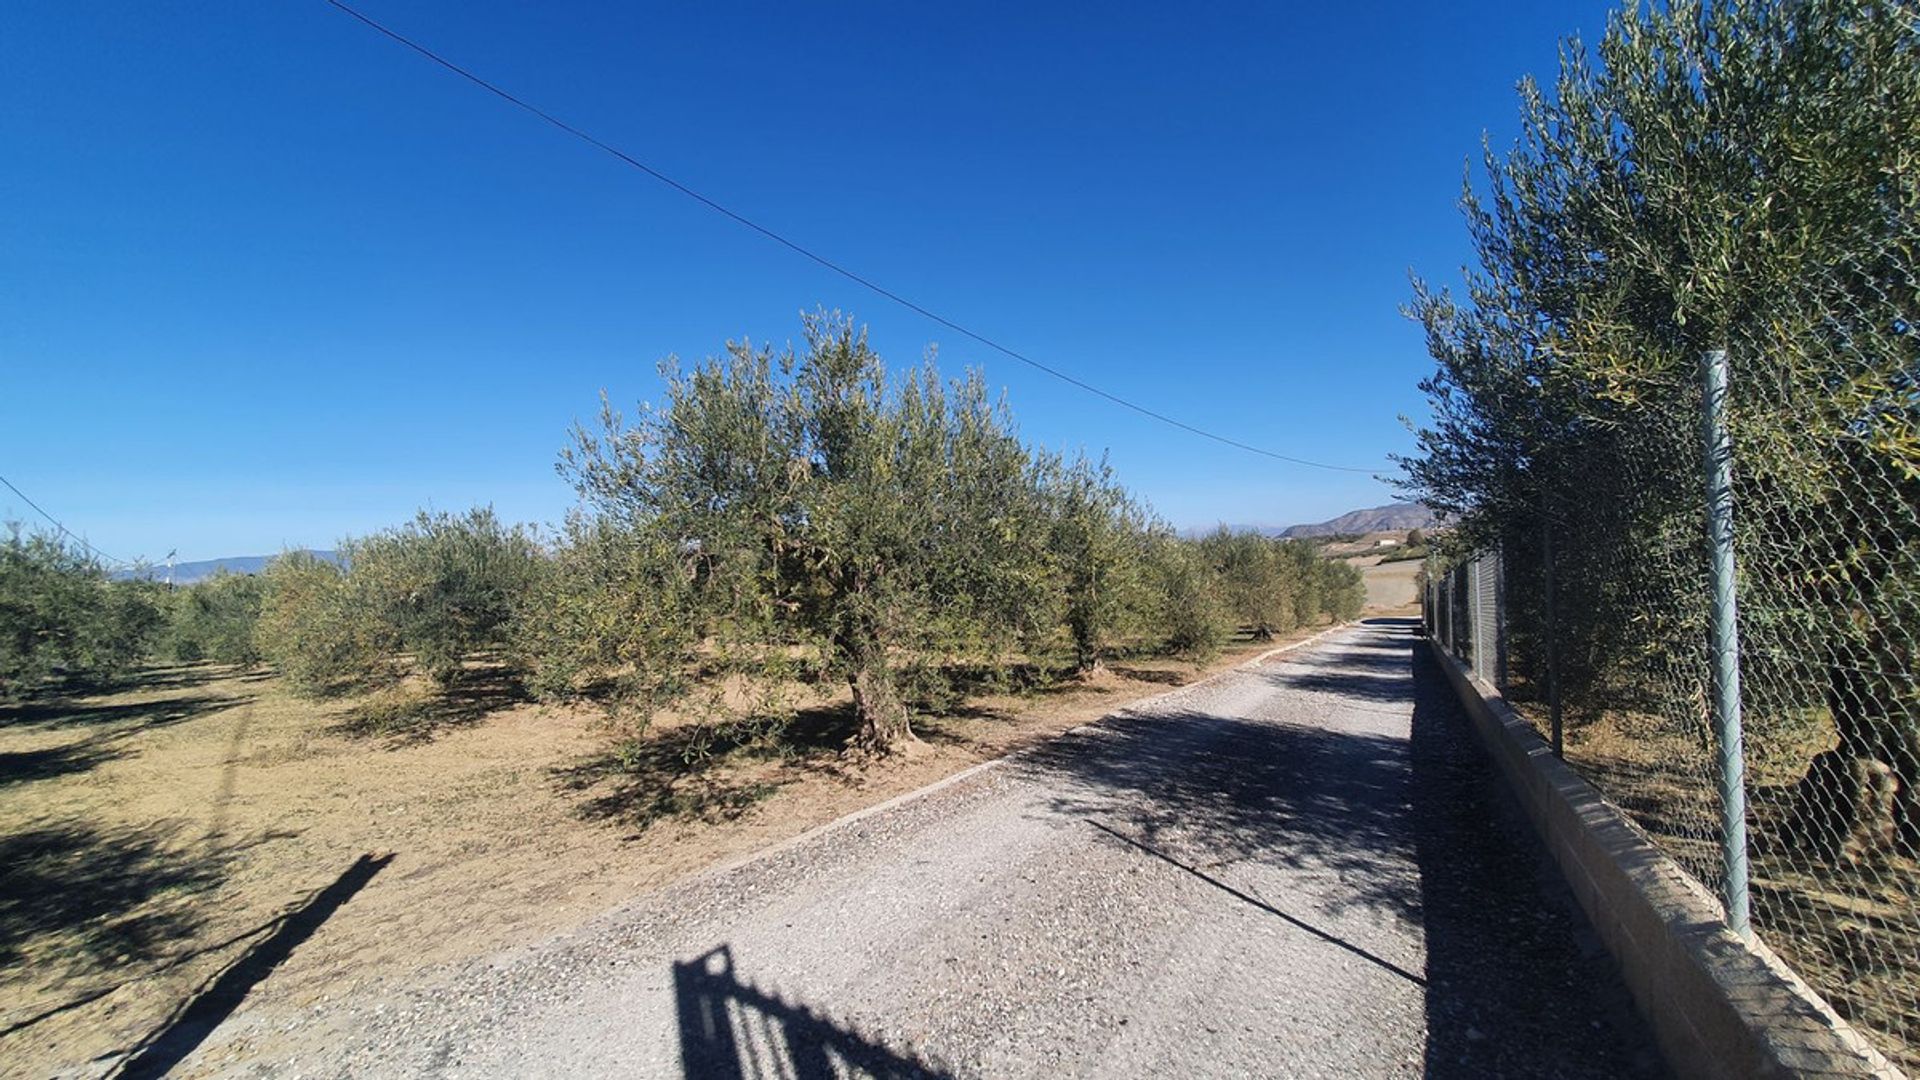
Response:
[0,527,168,694]
[0,510,544,700]
[1401,0,1918,853]
[521,313,1365,749]
[4,318,1366,752]
[0,526,277,694]
[1197,528,1364,640]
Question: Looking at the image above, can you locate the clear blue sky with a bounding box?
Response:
[1,1,1614,562]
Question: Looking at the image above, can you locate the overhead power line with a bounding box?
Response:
[0,473,127,567]
[323,0,1384,475]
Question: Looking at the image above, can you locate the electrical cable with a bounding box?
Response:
[323,0,1385,474]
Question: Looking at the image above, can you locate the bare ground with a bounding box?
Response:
[159,622,1657,1078]
[1356,556,1423,614]
[0,632,1316,1077]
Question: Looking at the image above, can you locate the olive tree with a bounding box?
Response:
[1198,529,1295,639]
[257,509,541,694]
[256,549,389,694]
[1040,451,1159,673]
[166,571,265,666]
[347,508,544,685]
[1147,533,1230,659]
[0,527,164,694]
[562,312,1057,749]
[511,513,702,712]
[1402,0,1920,854]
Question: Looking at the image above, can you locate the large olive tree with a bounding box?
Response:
[1403,0,1919,855]
[562,313,1057,749]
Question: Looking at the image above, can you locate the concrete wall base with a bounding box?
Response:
[1428,642,1902,1079]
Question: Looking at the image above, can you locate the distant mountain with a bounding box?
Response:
[114,550,339,585]
[1280,503,1437,539]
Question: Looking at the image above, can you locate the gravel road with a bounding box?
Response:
[192,619,1660,1079]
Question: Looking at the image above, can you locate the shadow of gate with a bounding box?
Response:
[674,945,950,1080]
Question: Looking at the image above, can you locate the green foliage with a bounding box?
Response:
[1191,531,1360,639]
[1402,0,1919,826]
[1198,529,1293,639]
[346,508,544,685]
[561,312,1061,747]
[1147,534,1230,660]
[1040,451,1159,671]
[165,572,264,666]
[1377,542,1431,564]
[258,511,543,694]
[1405,0,1912,699]
[1318,556,1366,623]
[511,514,701,714]
[0,528,163,695]
[256,550,390,695]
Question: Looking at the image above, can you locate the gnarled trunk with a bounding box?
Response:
[1070,623,1105,678]
[1787,661,1919,863]
[849,661,911,750]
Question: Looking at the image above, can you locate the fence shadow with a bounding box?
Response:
[673,945,950,1079]
[112,853,393,1079]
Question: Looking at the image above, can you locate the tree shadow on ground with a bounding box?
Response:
[0,821,230,975]
[1105,665,1187,686]
[553,703,862,832]
[331,669,527,747]
[1263,668,1417,705]
[1,692,255,787]
[0,692,248,734]
[0,741,130,786]
[1012,694,1422,923]
[673,944,951,1079]
[108,664,274,694]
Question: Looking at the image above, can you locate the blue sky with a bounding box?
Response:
[1,1,1614,562]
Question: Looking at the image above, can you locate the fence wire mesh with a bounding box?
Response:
[1426,253,1920,1071]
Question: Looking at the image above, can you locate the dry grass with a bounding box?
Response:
[1526,703,1920,1073]
[0,628,1317,1076]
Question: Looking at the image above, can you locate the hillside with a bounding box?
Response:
[113,550,339,585]
[1280,502,1436,539]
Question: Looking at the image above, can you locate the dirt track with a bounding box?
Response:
[179,622,1659,1078]
[1357,556,1423,611]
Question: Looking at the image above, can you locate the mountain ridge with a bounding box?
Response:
[113,550,339,585]
[1280,502,1436,538]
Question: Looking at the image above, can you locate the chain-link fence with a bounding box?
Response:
[1425,284,1920,1069]
[1424,549,1505,691]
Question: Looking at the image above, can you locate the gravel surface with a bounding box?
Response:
[186,620,1661,1079]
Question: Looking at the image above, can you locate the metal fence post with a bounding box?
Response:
[1542,490,1563,757]
[1493,546,1508,691]
[1703,346,1753,939]
[1465,558,1480,673]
